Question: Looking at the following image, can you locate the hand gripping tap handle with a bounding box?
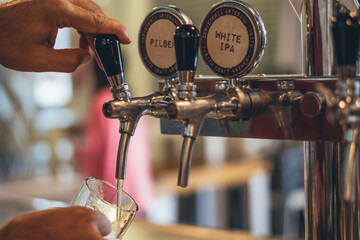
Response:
[174,25,200,85]
[95,34,126,99]
[174,25,200,187]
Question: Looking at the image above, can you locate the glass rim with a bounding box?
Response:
[84,177,138,212]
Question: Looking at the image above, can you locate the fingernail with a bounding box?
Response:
[94,210,112,236]
[124,29,131,43]
[127,35,132,43]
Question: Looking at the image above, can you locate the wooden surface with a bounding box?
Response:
[0,172,83,202]
[155,158,272,196]
[125,220,280,240]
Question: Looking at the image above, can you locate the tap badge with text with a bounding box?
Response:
[138,6,192,79]
[200,1,266,78]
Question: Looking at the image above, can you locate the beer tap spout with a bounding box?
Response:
[95,34,132,181]
[178,136,196,187]
[172,24,200,188]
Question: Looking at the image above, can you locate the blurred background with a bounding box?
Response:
[0,0,305,239]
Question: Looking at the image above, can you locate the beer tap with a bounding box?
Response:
[95,34,130,181]
[168,25,270,187]
[166,25,200,188]
[332,6,360,202]
[95,34,169,181]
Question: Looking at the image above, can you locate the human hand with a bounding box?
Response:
[0,0,131,72]
[0,206,112,240]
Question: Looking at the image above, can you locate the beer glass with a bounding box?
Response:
[71,177,138,239]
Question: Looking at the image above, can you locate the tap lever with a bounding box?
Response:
[172,25,200,187]
[95,34,128,99]
[332,8,359,67]
[174,25,200,85]
[95,34,124,78]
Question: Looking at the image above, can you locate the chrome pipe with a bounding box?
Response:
[301,0,341,239]
[304,141,342,239]
[116,133,131,179]
[177,136,196,187]
[343,128,359,202]
[301,0,335,77]
[301,0,360,239]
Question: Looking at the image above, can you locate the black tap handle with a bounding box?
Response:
[332,7,359,66]
[95,34,124,78]
[174,25,200,71]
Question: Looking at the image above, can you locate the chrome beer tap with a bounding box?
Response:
[168,25,270,187]
[95,34,169,181]
[167,24,201,188]
[95,34,130,181]
[332,5,360,202]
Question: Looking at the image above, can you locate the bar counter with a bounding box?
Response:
[126,220,280,240]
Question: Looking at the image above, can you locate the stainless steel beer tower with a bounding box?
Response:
[302,0,339,239]
[303,1,358,239]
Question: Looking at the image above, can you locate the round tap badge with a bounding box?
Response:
[200,1,266,78]
[138,6,192,79]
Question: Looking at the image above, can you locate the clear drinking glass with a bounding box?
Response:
[71,177,138,239]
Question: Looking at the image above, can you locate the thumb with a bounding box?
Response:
[94,210,112,236]
[36,48,91,72]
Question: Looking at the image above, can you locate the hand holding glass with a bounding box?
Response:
[71,178,138,239]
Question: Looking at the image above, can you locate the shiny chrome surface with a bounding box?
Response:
[304,141,342,239]
[177,137,196,187]
[301,0,335,76]
[300,92,327,117]
[301,1,359,239]
[116,133,131,179]
[178,70,195,86]
[177,70,197,99]
[105,90,175,180]
[108,74,125,89]
[166,81,270,187]
[161,75,343,141]
[343,127,359,201]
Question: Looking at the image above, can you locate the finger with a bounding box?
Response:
[68,0,107,16]
[94,210,112,236]
[60,4,131,44]
[79,32,89,50]
[84,33,97,50]
[34,48,92,72]
[81,33,103,70]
